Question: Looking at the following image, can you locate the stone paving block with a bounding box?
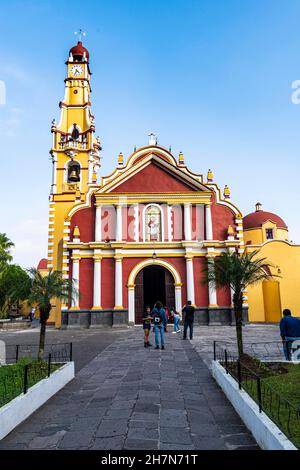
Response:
[124,438,158,450]
[134,403,159,414]
[29,430,66,449]
[222,433,258,447]
[79,405,107,418]
[187,409,216,425]
[127,426,159,440]
[160,409,188,428]
[160,443,195,450]
[69,416,101,432]
[103,408,133,420]
[192,436,227,450]
[160,427,193,445]
[95,419,128,438]
[160,400,185,410]
[90,436,125,450]
[58,430,95,449]
[110,399,136,409]
[131,411,159,423]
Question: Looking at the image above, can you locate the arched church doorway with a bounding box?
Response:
[134,265,175,324]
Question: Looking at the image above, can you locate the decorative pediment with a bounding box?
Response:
[97,151,210,194]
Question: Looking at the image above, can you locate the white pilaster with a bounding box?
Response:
[205,204,213,240]
[116,205,122,241]
[134,204,139,242]
[185,256,195,304]
[114,257,123,308]
[167,205,173,242]
[51,154,57,194]
[93,257,102,308]
[184,203,192,241]
[71,258,80,308]
[128,287,135,323]
[95,205,102,242]
[207,257,218,307]
[175,285,182,313]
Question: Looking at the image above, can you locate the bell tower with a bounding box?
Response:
[48,37,101,326]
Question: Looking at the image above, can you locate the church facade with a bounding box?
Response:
[46,40,246,328]
[44,40,300,328]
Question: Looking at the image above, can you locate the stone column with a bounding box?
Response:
[95,205,102,241]
[71,257,80,308]
[185,256,195,304]
[184,203,192,241]
[116,205,123,241]
[93,257,102,309]
[128,286,135,323]
[114,257,123,308]
[205,204,213,240]
[207,257,218,307]
[175,285,182,313]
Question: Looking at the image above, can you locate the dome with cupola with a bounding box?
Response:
[69,41,89,61]
[243,203,287,230]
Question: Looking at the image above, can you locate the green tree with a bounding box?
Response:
[0,264,30,317]
[204,249,274,356]
[0,233,14,270]
[11,269,76,359]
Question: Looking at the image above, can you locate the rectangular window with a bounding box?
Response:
[266,228,274,240]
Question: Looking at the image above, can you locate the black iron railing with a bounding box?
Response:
[213,342,300,448]
[0,343,73,408]
[213,340,300,362]
[5,342,73,364]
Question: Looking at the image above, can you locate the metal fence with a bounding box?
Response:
[214,342,300,448]
[213,340,300,362]
[0,343,73,408]
[5,342,73,364]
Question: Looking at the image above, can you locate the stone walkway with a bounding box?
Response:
[0,329,258,450]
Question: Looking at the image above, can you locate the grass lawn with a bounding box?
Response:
[0,358,61,408]
[242,362,300,448]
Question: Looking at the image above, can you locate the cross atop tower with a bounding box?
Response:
[74,29,86,42]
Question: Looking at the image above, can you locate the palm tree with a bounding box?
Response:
[11,268,76,359]
[204,249,274,357]
[0,233,14,270]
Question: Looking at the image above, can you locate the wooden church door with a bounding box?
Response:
[165,269,175,312]
[134,270,144,324]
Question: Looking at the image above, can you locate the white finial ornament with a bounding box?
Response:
[74,29,86,42]
[148,132,157,146]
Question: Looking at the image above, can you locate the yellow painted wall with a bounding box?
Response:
[247,241,300,322]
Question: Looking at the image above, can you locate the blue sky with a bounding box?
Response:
[1,0,300,266]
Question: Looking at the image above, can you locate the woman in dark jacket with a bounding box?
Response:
[151,301,168,350]
[143,306,152,347]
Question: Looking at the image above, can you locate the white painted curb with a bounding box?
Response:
[212,361,297,451]
[0,361,75,440]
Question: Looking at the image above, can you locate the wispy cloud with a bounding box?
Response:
[1,63,34,84]
[7,217,48,268]
[0,107,23,137]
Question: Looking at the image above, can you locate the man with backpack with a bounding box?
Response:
[182,300,195,340]
[151,301,168,350]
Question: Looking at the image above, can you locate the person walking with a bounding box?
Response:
[182,301,195,340]
[164,306,169,333]
[171,307,181,333]
[143,306,152,348]
[151,301,168,350]
[279,309,300,361]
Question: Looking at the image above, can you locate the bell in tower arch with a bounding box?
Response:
[71,123,80,141]
[68,162,80,182]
